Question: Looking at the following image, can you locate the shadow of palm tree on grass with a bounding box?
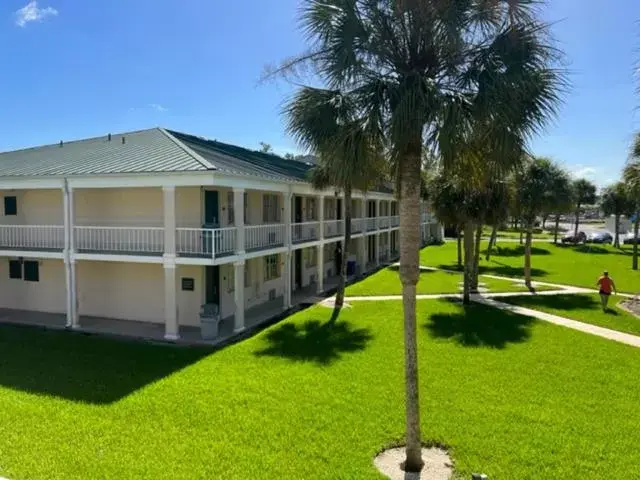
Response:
[504,294,620,316]
[424,302,534,349]
[434,263,548,279]
[487,245,552,257]
[254,319,373,365]
[569,245,632,256]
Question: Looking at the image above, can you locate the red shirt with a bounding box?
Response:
[598,276,613,293]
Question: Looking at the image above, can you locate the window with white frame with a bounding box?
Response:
[264,254,280,281]
[262,194,281,223]
[227,191,235,225]
[305,248,317,268]
[305,197,317,221]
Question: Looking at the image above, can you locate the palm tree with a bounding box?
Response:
[623,158,640,270]
[546,167,573,244]
[516,157,556,288]
[284,88,386,320]
[275,1,564,470]
[600,182,633,248]
[571,178,597,239]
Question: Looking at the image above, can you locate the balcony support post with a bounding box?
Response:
[63,181,79,329]
[163,186,176,261]
[234,188,245,255]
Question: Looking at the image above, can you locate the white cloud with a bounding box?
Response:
[15,1,58,27]
[149,103,168,113]
[570,165,597,180]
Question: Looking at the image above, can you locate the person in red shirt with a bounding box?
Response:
[596,271,616,311]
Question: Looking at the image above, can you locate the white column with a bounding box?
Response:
[163,263,179,340]
[162,186,178,340]
[316,195,325,293]
[318,195,325,240]
[63,183,80,329]
[234,261,245,332]
[316,245,324,293]
[360,196,367,272]
[283,252,292,310]
[163,186,176,258]
[284,191,292,246]
[284,191,292,308]
[234,188,245,254]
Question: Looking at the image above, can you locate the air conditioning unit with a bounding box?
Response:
[269,289,276,301]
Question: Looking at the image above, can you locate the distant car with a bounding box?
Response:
[623,233,639,245]
[561,231,587,244]
[586,232,613,244]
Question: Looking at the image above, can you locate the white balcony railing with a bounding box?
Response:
[323,219,344,238]
[75,226,164,254]
[366,217,377,231]
[352,218,363,233]
[378,216,390,229]
[177,227,237,258]
[245,224,286,251]
[390,216,400,227]
[0,225,64,250]
[292,221,320,243]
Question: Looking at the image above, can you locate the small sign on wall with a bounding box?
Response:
[181,277,195,291]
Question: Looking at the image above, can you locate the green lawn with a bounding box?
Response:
[500,293,640,336]
[345,267,548,296]
[481,226,554,239]
[420,241,640,293]
[1,301,640,479]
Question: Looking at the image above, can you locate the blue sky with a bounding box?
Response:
[1,0,639,187]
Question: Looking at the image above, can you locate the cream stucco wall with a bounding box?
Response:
[0,258,67,313]
[77,261,203,327]
[0,189,64,225]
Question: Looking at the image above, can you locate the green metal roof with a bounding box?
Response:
[0,128,211,177]
[0,127,394,194]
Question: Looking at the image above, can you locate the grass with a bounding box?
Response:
[1,301,640,479]
[500,293,640,337]
[345,266,550,296]
[481,226,554,239]
[420,241,640,293]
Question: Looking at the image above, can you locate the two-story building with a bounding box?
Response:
[0,128,441,343]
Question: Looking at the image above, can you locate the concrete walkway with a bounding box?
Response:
[475,296,640,349]
[329,269,640,348]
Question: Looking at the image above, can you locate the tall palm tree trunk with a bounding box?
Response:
[614,215,620,248]
[463,221,475,304]
[457,228,462,269]
[398,152,423,472]
[524,225,533,288]
[574,206,581,239]
[471,224,482,292]
[330,186,352,322]
[519,229,524,245]
[485,224,498,260]
[633,214,639,271]
[542,214,548,229]
[553,215,560,245]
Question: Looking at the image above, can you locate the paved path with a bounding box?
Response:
[329,268,640,348]
[475,296,640,349]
